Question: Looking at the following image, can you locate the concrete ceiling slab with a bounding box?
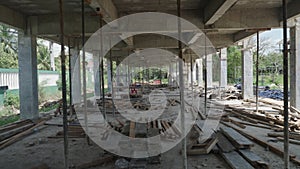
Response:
[0,0,93,15]
[233,0,292,9]
[113,0,208,12]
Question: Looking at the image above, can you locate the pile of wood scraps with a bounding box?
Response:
[242,98,300,132]
[221,87,242,100]
[0,119,46,150]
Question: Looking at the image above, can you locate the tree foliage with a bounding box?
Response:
[227,46,242,83]
[0,24,52,70]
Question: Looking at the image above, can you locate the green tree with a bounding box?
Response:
[0,25,18,68]
[227,46,242,84]
[37,40,51,70]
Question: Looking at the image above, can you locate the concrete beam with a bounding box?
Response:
[207,34,234,48]
[204,0,237,25]
[233,31,255,42]
[212,8,280,29]
[89,0,118,24]
[287,0,300,20]
[0,5,26,30]
[133,34,179,49]
[34,13,99,36]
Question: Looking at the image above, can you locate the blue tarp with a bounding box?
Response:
[259,89,285,100]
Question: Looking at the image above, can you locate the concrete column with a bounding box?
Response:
[290,21,300,109]
[242,40,253,99]
[220,48,228,89]
[116,60,121,86]
[18,31,38,120]
[168,63,173,85]
[71,47,81,104]
[196,58,203,86]
[93,51,100,96]
[107,59,112,93]
[206,54,213,88]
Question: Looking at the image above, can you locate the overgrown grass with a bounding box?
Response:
[0,114,20,126]
[39,103,59,113]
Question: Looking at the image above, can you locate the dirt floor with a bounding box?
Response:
[1,113,300,169]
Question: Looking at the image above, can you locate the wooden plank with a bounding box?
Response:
[187,136,218,155]
[276,137,300,145]
[220,126,254,149]
[129,121,135,138]
[221,122,298,160]
[239,149,269,169]
[226,109,258,124]
[221,151,254,169]
[0,123,34,141]
[217,133,236,153]
[0,120,46,149]
[222,117,246,129]
[0,119,31,133]
[290,106,300,114]
[267,132,300,141]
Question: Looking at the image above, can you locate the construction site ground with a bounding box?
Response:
[1,98,300,169]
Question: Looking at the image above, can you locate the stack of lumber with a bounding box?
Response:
[222,88,242,100]
[49,125,86,139]
[241,98,300,132]
[217,126,269,169]
[0,119,46,150]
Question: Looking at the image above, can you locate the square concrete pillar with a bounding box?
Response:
[242,40,253,99]
[195,58,203,86]
[71,47,81,104]
[18,31,38,120]
[220,48,228,89]
[206,54,213,88]
[92,51,100,97]
[290,22,300,109]
[168,63,173,85]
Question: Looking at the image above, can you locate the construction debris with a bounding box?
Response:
[0,120,46,150]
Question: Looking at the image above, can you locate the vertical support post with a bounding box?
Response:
[99,16,106,119]
[59,0,68,168]
[81,0,89,145]
[242,39,253,99]
[283,0,290,168]
[220,48,227,89]
[18,30,38,120]
[256,32,260,113]
[204,35,208,116]
[177,0,187,168]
